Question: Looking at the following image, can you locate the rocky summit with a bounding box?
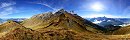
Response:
[1,9,130,40]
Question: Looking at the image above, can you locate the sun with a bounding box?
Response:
[91,2,104,11]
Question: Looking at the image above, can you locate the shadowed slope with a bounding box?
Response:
[112,25,130,35]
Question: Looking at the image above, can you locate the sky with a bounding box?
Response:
[0,0,130,18]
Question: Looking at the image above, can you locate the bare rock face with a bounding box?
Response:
[22,9,103,33]
[31,12,53,19]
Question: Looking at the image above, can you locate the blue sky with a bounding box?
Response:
[0,0,130,18]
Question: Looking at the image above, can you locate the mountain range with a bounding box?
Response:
[0,9,130,40]
[87,17,130,27]
[0,18,26,24]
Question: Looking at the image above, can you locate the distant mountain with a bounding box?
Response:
[87,17,124,27]
[0,18,26,25]
[0,18,5,24]
[6,18,26,23]
[86,17,124,31]
[114,18,130,24]
[87,17,130,26]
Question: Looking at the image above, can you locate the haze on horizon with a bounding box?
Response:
[0,0,130,18]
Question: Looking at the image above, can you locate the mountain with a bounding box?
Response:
[114,18,130,24]
[87,17,130,27]
[0,9,109,40]
[88,17,124,26]
[0,18,5,24]
[6,18,27,23]
[87,17,124,31]
[114,18,130,26]
[0,18,26,25]
[1,9,130,40]
[22,9,103,33]
[112,25,130,35]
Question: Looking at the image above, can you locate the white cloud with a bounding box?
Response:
[36,3,56,10]
[0,2,16,9]
[29,1,63,11]
[0,1,16,17]
[0,7,14,17]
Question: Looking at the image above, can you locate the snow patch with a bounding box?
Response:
[93,20,102,24]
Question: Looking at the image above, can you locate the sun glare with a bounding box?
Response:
[91,2,104,11]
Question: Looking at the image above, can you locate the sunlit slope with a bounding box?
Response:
[22,9,103,33]
[0,20,24,37]
[0,27,109,40]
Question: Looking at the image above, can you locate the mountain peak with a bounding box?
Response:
[55,9,68,14]
[59,9,65,12]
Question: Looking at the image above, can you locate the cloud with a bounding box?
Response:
[0,1,16,17]
[29,1,63,11]
[0,7,14,17]
[0,2,16,9]
[36,3,56,10]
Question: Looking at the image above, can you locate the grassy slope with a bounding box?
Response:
[0,27,109,40]
[112,26,130,35]
[0,21,24,37]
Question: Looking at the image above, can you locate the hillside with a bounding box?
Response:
[0,20,24,37]
[112,25,130,35]
[22,9,103,33]
[0,27,110,40]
